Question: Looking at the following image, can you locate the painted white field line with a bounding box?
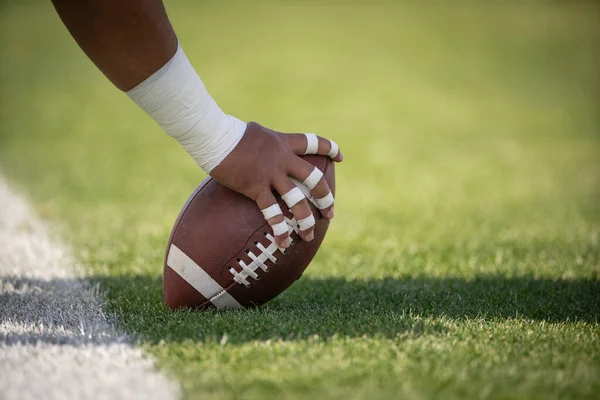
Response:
[0,175,179,400]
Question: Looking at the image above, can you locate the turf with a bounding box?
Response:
[1,1,600,399]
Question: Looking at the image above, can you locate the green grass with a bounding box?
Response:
[1,1,600,399]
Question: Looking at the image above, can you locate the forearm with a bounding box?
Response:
[51,0,177,91]
[53,0,245,172]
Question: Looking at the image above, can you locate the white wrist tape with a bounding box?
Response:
[127,43,246,173]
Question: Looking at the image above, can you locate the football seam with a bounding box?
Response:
[219,207,294,279]
[198,225,297,310]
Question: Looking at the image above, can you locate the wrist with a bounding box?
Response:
[126,42,246,173]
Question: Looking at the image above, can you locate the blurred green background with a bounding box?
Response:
[1,1,599,399]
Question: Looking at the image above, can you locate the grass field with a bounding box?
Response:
[1,1,600,399]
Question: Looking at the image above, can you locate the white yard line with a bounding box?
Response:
[0,176,179,400]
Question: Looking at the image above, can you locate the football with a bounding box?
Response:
[163,155,335,310]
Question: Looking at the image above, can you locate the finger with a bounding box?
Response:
[273,177,315,242]
[256,190,291,248]
[286,133,344,162]
[288,157,335,219]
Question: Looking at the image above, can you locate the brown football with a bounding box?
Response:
[163,155,335,310]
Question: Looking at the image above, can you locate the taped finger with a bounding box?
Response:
[303,133,319,155]
[315,192,334,210]
[327,140,339,158]
[261,203,282,220]
[274,177,316,242]
[271,220,290,237]
[297,214,315,231]
[256,191,290,248]
[281,187,305,209]
[302,133,340,160]
[302,167,324,190]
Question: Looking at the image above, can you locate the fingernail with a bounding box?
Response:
[306,231,315,241]
[282,237,291,248]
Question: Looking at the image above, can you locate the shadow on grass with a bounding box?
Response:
[3,273,597,346]
[89,273,599,345]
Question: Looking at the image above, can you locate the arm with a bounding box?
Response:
[52,0,343,247]
[52,0,176,91]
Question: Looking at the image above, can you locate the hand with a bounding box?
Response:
[210,122,343,248]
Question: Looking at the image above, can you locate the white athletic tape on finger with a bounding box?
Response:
[327,140,339,158]
[261,203,282,220]
[302,167,323,190]
[289,177,335,211]
[315,192,334,209]
[289,177,318,208]
[271,220,290,236]
[304,133,319,155]
[297,214,315,231]
[281,187,305,209]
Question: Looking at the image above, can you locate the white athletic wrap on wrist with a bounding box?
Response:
[297,214,315,231]
[303,167,323,190]
[281,187,305,208]
[261,204,283,220]
[127,43,246,173]
[304,133,319,155]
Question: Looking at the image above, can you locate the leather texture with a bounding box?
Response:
[163,155,335,310]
